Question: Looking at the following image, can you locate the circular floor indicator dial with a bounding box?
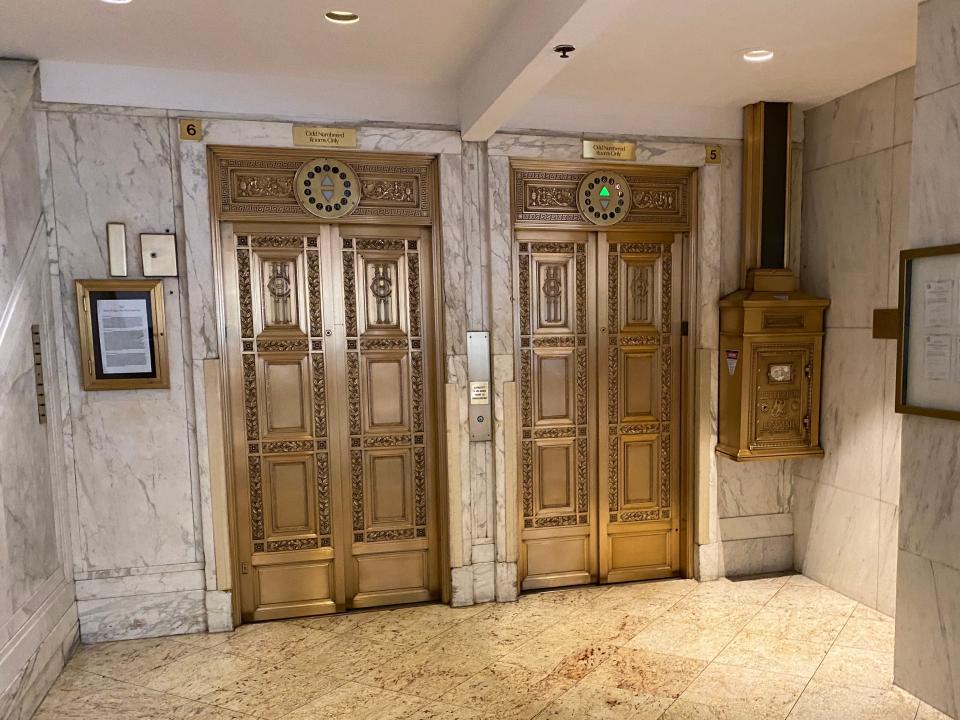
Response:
[577,170,632,226]
[295,158,361,219]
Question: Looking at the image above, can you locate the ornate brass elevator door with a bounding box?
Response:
[518,230,681,589]
[223,223,440,621]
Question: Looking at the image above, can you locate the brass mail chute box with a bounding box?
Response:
[718,270,828,460]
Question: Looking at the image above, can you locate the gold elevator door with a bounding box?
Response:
[517,229,682,590]
[223,223,441,621]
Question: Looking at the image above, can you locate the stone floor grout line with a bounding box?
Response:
[782,598,858,719]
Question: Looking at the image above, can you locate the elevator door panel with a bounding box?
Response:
[517,230,681,589]
[225,224,439,621]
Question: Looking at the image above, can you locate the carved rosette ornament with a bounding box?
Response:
[576,170,632,226]
[295,158,361,219]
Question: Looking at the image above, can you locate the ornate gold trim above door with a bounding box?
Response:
[210,146,435,224]
[512,160,693,231]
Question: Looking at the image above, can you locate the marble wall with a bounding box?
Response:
[0,60,78,720]
[895,1,960,716]
[793,68,914,616]
[713,142,804,578]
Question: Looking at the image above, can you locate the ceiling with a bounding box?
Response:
[0,0,919,139]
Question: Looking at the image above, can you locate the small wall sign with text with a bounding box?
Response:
[705,145,722,164]
[725,349,739,375]
[582,139,636,162]
[178,119,203,141]
[293,126,358,149]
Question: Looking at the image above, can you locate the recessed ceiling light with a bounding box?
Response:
[325,10,359,24]
[742,49,774,63]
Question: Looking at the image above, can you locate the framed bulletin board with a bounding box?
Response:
[897,244,960,420]
[75,279,169,390]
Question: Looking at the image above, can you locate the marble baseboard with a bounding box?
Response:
[204,591,233,633]
[695,542,721,582]
[77,589,205,643]
[895,549,960,719]
[473,561,495,604]
[494,562,518,602]
[0,590,78,720]
[719,536,794,577]
[74,567,205,601]
[450,566,475,607]
[719,513,793,542]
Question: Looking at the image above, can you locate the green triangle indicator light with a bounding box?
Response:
[599,186,611,197]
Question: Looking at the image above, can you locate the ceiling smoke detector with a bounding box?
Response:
[553,44,576,59]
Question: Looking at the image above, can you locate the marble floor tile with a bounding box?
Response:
[714,629,831,678]
[786,680,919,719]
[812,644,895,689]
[351,608,461,646]
[581,647,708,699]
[671,662,807,719]
[740,604,850,644]
[537,607,648,644]
[535,682,673,719]
[626,616,743,662]
[917,701,956,719]
[499,636,616,678]
[141,648,265,700]
[197,662,343,718]
[283,681,425,720]
[358,647,490,700]
[32,574,944,720]
[766,584,859,616]
[68,637,199,682]
[218,619,332,662]
[441,662,574,720]
[285,633,407,681]
[834,612,896,653]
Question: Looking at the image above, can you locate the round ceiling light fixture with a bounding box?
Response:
[100,0,133,4]
[742,48,775,63]
[325,10,359,24]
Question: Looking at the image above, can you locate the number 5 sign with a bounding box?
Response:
[178,119,203,141]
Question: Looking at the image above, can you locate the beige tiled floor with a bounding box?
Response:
[34,575,953,720]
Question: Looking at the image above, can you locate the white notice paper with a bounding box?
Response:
[924,334,951,381]
[96,299,153,374]
[924,279,954,327]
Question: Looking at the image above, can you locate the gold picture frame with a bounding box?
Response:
[76,279,169,390]
[896,243,960,420]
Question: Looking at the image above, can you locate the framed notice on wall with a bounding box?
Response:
[897,244,960,420]
[75,279,169,390]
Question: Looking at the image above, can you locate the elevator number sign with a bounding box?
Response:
[178,119,203,141]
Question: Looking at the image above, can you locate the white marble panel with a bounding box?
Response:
[719,143,742,295]
[487,133,706,166]
[804,75,896,171]
[494,561,518,603]
[801,150,893,328]
[717,456,789,519]
[888,144,912,307]
[877,501,898,617]
[450,565,474,608]
[697,164,721,350]
[795,482,880,608]
[204,590,233,633]
[0,61,36,157]
[899,415,960,572]
[47,111,198,571]
[77,589,205,643]
[719,513,793,542]
[0,107,42,313]
[694,542,721,582]
[912,83,960,246]
[895,550,960,718]
[719,535,793,577]
[487,154,513,357]
[915,0,960,99]
[491,353,515,565]
[815,329,886,498]
[880,341,902,507]
[439,152,468,360]
[74,569,205,601]
[894,67,916,147]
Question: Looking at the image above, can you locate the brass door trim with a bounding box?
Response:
[209,149,449,627]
